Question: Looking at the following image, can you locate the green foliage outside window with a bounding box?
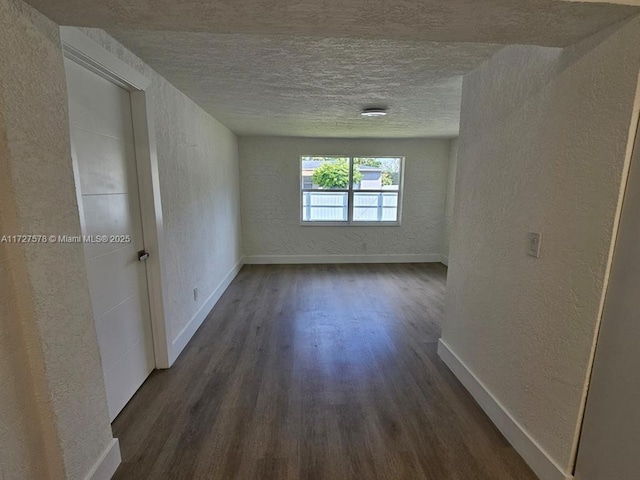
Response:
[312,160,362,189]
[355,158,382,168]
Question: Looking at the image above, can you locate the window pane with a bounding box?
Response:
[301,156,351,190]
[353,192,399,222]
[353,157,401,191]
[302,191,348,222]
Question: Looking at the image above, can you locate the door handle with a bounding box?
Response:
[138,250,150,261]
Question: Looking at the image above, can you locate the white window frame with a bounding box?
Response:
[300,156,405,226]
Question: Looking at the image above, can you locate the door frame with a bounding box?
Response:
[61,27,172,369]
[570,69,640,475]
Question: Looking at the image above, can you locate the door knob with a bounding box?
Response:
[138,250,149,261]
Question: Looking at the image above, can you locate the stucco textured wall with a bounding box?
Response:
[0,246,59,480]
[0,2,243,478]
[0,1,113,478]
[442,15,640,474]
[574,128,640,479]
[78,29,243,341]
[238,137,449,258]
[441,137,458,261]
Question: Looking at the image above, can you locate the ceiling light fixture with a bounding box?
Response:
[361,107,388,117]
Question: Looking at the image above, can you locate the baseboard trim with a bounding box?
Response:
[84,438,121,480]
[437,339,573,480]
[243,254,441,264]
[170,258,244,364]
[440,254,449,266]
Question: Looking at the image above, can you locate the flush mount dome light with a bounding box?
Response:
[361,107,388,117]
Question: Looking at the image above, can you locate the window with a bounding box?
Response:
[301,156,404,224]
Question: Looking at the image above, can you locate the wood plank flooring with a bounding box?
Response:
[112,263,536,480]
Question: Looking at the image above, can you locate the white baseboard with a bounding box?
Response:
[440,254,449,266]
[243,254,441,264]
[84,438,121,480]
[437,339,573,480]
[170,258,244,364]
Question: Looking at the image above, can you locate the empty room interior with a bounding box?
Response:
[2,0,640,479]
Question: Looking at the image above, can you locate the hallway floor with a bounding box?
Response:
[112,263,536,480]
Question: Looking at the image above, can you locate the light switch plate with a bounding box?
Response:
[528,232,542,258]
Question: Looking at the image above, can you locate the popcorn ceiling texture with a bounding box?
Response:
[23,0,639,46]
[0,1,113,478]
[238,137,449,259]
[78,28,243,342]
[442,16,640,474]
[103,32,501,138]
[22,0,638,139]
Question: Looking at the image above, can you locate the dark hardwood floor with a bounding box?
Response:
[112,263,536,480]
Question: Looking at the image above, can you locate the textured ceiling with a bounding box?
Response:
[109,32,503,137]
[26,0,639,46]
[26,0,639,137]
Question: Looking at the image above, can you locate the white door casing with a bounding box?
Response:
[65,57,155,421]
[574,121,640,479]
[60,26,172,368]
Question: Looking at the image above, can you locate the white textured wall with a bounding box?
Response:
[442,15,640,474]
[79,29,243,342]
[441,137,458,261]
[0,248,57,480]
[0,2,243,478]
[238,137,449,259]
[574,122,640,480]
[0,1,113,478]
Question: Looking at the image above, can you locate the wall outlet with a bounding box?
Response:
[193,287,198,301]
[528,232,542,258]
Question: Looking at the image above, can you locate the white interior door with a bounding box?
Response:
[64,58,155,421]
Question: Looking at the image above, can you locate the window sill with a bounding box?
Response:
[300,222,401,227]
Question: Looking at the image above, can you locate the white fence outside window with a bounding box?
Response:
[302,191,399,222]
